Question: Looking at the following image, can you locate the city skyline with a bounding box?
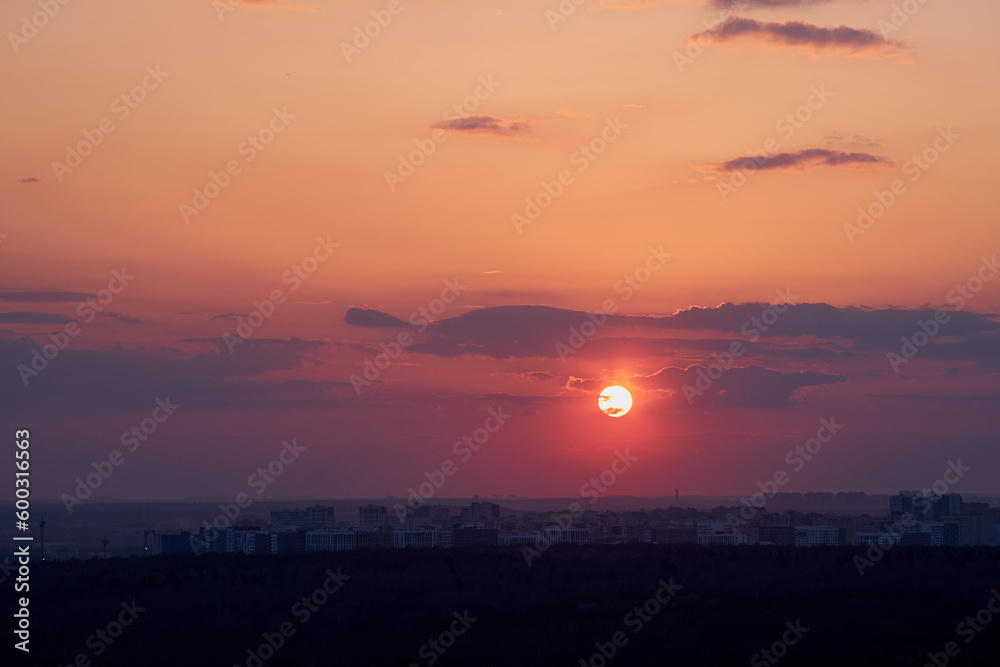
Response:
[3,2,998,505]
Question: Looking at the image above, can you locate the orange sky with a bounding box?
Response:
[2,0,999,501]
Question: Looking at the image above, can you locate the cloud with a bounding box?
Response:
[345,307,408,327]
[106,311,142,324]
[2,336,339,410]
[706,0,836,7]
[566,365,844,407]
[600,0,837,8]
[632,365,846,407]
[0,291,92,303]
[824,132,880,149]
[521,371,560,381]
[0,312,72,324]
[690,18,908,59]
[17,177,39,184]
[341,303,1000,361]
[705,148,894,173]
[236,0,315,12]
[430,115,530,138]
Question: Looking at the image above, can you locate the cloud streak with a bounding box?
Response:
[690,18,908,59]
[430,115,530,138]
[706,148,894,173]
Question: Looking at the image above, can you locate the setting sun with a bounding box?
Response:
[599,386,633,418]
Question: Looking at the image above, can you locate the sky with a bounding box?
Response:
[1,0,998,503]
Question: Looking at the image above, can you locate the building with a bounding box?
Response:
[393,529,438,549]
[305,529,355,552]
[355,528,394,550]
[697,522,743,546]
[498,533,539,547]
[405,504,451,528]
[889,492,915,515]
[651,525,697,545]
[959,511,994,546]
[359,504,388,528]
[940,494,963,518]
[759,526,795,546]
[919,522,945,546]
[271,531,306,554]
[856,532,900,547]
[154,532,194,555]
[203,526,234,553]
[462,502,500,524]
[233,527,270,554]
[269,509,310,532]
[306,504,336,529]
[453,527,498,549]
[793,526,842,547]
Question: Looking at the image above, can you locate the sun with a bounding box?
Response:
[599,386,633,418]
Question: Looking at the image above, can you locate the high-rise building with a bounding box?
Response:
[153,532,194,555]
[466,502,500,521]
[941,494,963,518]
[404,504,451,528]
[269,509,310,532]
[306,504,336,529]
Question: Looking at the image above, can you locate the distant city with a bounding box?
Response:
[155,491,1000,557]
[9,490,996,562]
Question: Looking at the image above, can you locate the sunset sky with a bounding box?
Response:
[2,0,998,503]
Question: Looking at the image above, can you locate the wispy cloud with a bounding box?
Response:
[689,18,908,59]
[238,0,316,13]
[703,148,894,173]
[824,131,881,149]
[0,312,72,324]
[430,115,530,138]
[0,291,93,303]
